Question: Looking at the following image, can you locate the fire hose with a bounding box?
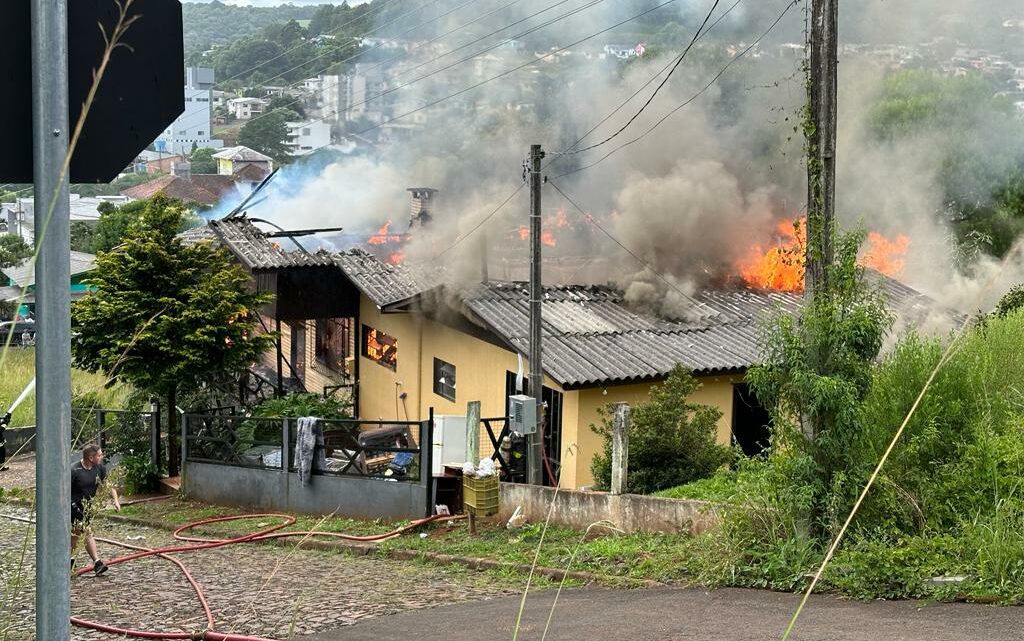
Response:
[1,509,458,640]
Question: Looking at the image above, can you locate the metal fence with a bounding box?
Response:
[181,411,436,519]
[183,413,432,483]
[71,407,162,468]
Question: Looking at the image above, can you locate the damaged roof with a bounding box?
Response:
[333,249,437,308]
[458,277,952,389]
[177,217,333,271]
[208,218,334,271]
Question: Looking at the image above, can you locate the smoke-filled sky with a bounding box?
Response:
[234,0,1024,317]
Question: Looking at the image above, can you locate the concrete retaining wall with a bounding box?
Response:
[183,461,430,521]
[498,483,720,535]
[3,426,35,455]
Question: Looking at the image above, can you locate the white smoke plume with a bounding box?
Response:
[238,0,1024,321]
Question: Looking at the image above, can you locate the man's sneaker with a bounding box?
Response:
[93,560,108,576]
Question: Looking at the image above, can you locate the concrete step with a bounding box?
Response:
[158,476,180,495]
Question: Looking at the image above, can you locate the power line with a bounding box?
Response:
[389,0,575,81]
[340,0,682,141]
[546,0,743,163]
[170,0,462,129]
[240,0,602,131]
[358,0,531,78]
[553,0,803,180]
[257,0,473,91]
[546,178,714,314]
[433,182,526,259]
[214,0,428,88]
[340,0,608,117]
[550,0,723,156]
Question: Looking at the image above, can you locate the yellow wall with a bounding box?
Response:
[357,297,424,423]
[571,374,743,488]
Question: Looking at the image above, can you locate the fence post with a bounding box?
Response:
[422,408,434,518]
[466,401,480,466]
[281,418,290,472]
[95,410,105,450]
[149,398,161,474]
[611,403,630,496]
[180,413,188,485]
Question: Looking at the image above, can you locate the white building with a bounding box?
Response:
[154,67,224,157]
[284,120,331,156]
[228,97,270,120]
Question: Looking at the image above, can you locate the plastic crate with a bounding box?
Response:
[463,475,500,516]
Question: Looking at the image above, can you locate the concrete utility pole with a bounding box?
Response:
[527,143,545,486]
[804,0,838,298]
[31,0,72,637]
[610,403,630,495]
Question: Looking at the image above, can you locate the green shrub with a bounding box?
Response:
[590,365,729,495]
[116,453,160,495]
[251,391,352,420]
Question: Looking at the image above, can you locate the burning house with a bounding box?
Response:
[184,215,949,490]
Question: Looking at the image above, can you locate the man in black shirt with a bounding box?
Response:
[71,444,120,575]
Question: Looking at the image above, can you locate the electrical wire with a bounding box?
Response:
[239,0,605,131]
[550,0,722,156]
[547,0,743,161]
[340,0,682,144]
[546,178,715,315]
[211,0,421,89]
[169,0,464,127]
[552,0,803,179]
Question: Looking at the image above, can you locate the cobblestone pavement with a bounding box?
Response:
[0,505,527,641]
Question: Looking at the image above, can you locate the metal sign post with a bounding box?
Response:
[31,0,72,638]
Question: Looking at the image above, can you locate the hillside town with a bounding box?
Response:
[2,1,1024,640]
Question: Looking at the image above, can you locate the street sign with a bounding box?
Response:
[0,0,184,183]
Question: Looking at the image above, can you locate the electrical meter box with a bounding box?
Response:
[508,394,537,435]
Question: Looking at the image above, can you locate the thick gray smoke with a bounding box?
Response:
[246,0,1024,320]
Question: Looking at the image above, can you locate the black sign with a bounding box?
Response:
[0,0,184,183]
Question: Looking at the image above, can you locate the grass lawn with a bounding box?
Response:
[0,347,129,428]
[117,497,693,586]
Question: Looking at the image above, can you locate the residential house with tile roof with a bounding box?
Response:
[187,217,955,489]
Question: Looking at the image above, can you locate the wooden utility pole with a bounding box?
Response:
[804,0,838,297]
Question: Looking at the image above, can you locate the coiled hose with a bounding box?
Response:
[66,511,458,640]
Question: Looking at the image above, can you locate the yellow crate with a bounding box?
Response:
[463,475,499,516]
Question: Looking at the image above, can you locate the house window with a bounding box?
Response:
[198,130,205,136]
[302,127,311,136]
[362,324,397,371]
[433,358,456,401]
[315,318,350,373]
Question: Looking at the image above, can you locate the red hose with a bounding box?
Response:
[70,511,459,640]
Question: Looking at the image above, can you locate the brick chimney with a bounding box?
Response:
[407,187,437,229]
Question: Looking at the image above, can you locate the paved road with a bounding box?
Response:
[301,586,1024,641]
[0,505,525,641]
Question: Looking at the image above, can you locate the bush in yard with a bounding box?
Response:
[116,453,160,495]
[590,365,729,494]
[251,392,352,420]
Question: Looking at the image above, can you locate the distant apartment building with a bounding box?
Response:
[228,97,271,120]
[154,67,224,156]
[344,63,389,124]
[285,120,331,156]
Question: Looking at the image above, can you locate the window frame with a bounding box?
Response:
[362,324,397,371]
[432,357,456,401]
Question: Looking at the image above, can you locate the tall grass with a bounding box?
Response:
[0,349,127,429]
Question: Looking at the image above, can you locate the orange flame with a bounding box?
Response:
[737,219,911,291]
[737,220,806,292]
[514,226,557,247]
[387,250,405,265]
[369,220,402,245]
[861,231,910,276]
